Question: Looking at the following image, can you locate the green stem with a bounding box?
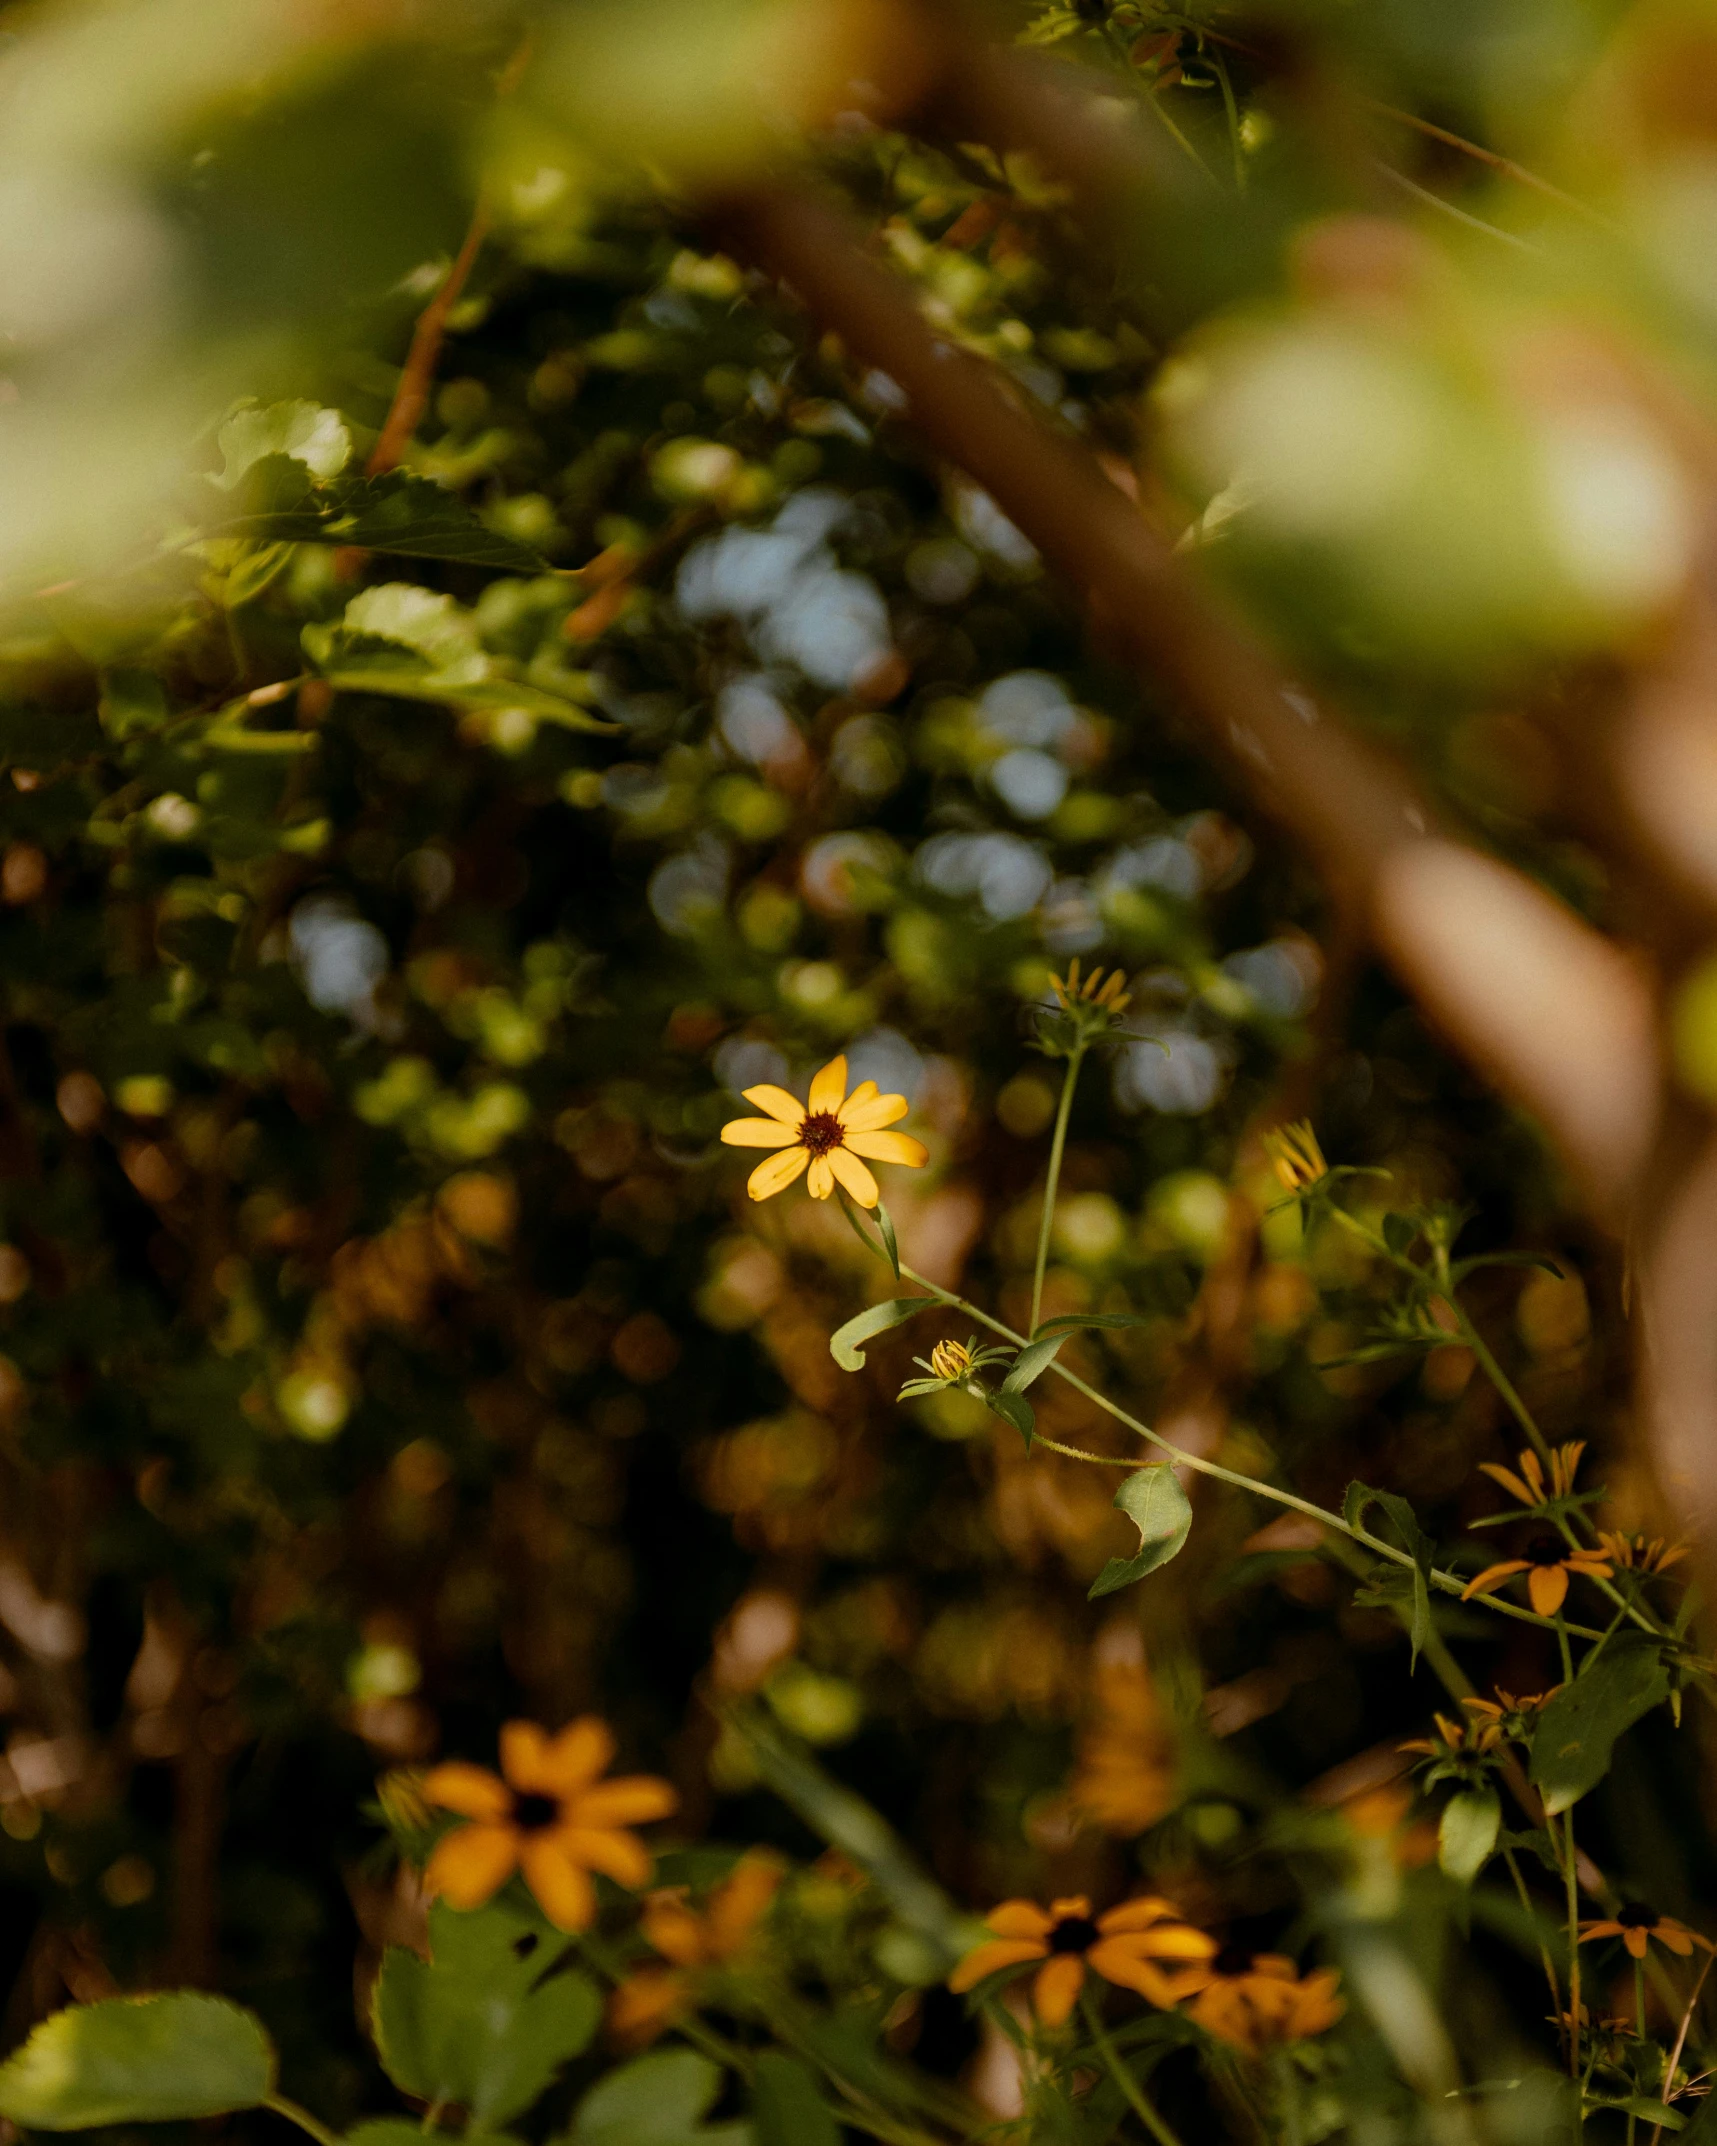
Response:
[1631,1960,1647,2146]
[895,1262,1607,1642]
[1565,1810,1583,2089]
[263,2095,341,2146]
[1502,1845,1561,2016]
[1031,1044,1083,1340]
[1082,1993,1185,2146]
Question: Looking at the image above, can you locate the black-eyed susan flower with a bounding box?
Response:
[608,1850,783,2047]
[1460,1688,1558,1740]
[949,1894,1215,2027]
[1579,1904,1714,1960]
[929,1339,973,1381]
[720,1055,926,1207]
[1183,1947,1345,2055]
[1050,958,1132,1019]
[1400,1710,1503,1762]
[424,1718,676,1932]
[1260,1120,1328,1195]
[1461,1532,1612,1617]
[1598,1529,1691,1575]
[1477,1441,1587,1511]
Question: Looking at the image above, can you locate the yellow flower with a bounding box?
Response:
[720,1054,927,1207]
[928,1338,972,1381]
[1461,1534,1612,1618]
[1184,1948,1345,2055]
[423,1718,677,1932]
[1478,1441,1586,1508]
[609,1850,784,2047]
[1260,1120,1327,1194]
[1579,1904,1714,1961]
[949,1894,1214,2027]
[1598,1529,1691,1575]
[1400,1710,1502,1760]
[1050,958,1131,1017]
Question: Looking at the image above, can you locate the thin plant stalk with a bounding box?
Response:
[1651,1946,1715,2146]
[1030,1041,1083,1340]
[1565,1810,1583,2087]
[1081,1993,1185,2146]
[263,2096,341,2146]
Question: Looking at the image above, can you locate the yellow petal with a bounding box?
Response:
[425,1823,519,1909]
[1096,1898,1176,1934]
[538,1717,616,1794]
[608,1967,689,2048]
[1477,1463,1536,1506]
[1657,1923,1695,1956]
[827,1145,880,1207]
[1033,1953,1086,2027]
[518,1838,598,1931]
[500,1721,556,1793]
[1049,1896,1092,1921]
[562,1824,654,1888]
[1087,1948,1188,2008]
[574,1775,678,1827]
[807,1056,848,1116]
[1461,1561,1527,1600]
[836,1080,879,1121]
[948,1938,1047,1993]
[640,1891,708,1965]
[988,1900,1055,1940]
[721,1117,799,1148]
[1625,1926,1650,1959]
[806,1154,835,1199]
[748,1146,810,1201]
[839,1088,908,1132]
[741,1084,806,1125]
[843,1129,927,1167]
[1527,1564,1570,1616]
[422,1762,511,1823]
[706,1852,785,1956]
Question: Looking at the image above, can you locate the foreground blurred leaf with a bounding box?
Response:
[1438,1787,1501,1883]
[374,1901,600,2126]
[751,2052,839,2146]
[569,2050,751,2146]
[0,1994,274,2127]
[1089,1465,1193,1599]
[1530,1632,1670,1816]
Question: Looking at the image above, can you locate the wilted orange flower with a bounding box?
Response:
[720,1054,926,1207]
[1184,1947,1345,2054]
[1479,1441,1586,1508]
[1460,1688,1559,1739]
[1068,1662,1179,1837]
[1579,1904,1714,1961]
[609,1851,784,2046]
[949,1895,1215,2027]
[1598,1530,1691,1575]
[423,1719,676,1932]
[1461,1533,1611,1617]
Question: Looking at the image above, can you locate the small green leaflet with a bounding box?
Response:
[1344,1481,1434,1666]
[830,1297,934,1371]
[833,1188,900,1277]
[213,461,550,574]
[1438,1787,1500,1884]
[1003,1336,1065,1393]
[1591,2099,1685,2132]
[984,1388,1036,1448]
[1032,1312,1148,1339]
[1088,1465,1193,1599]
[0,1994,275,2127]
[1529,1631,1671,1815]
[569,2049,752,2146]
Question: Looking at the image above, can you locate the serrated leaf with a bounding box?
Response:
[0,1994,274,2127]
[985,1387,1035,1447]
[1529,1631,1670,1815]
[1438,1787,1500,1883]
[1002,1336,1064,1394]
[1032,1312,1148,1339]
[374,1901,599,2126]
[1089,1465,1192,1599]
[752,2052,839,2146]
[219,469,547,573]
[830,1297,934,1371]
[213,400,351,489]
[569,2050,751,2146]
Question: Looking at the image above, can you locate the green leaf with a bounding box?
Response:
[1438,1786,1501,1883]
[1529,1631,1670,1815]
[220,468,548,573]
[1450,1251,1565,1283]
[1002,1336,1064,1393]
[1590,2098,1685,2131]
[874,1197,901,1280]
[569,2050,751,2146]
[1382,1212,1417,1255]
[213,400,351,488]
[752,2052,839,2146]
[1089,1465,1193,1599]
[984,1387,1036,1447]
[1345,1482,1433,1666]
[830,1297,934,1371]
[1032,1312,1148,1339]
[374,1900,600,2126]
[0,1994,275,2127]
[348,2126,521,2146]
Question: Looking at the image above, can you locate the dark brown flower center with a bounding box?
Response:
[1617,1903,1658,1929]
[1048,1915,1100,1955]
[511,1790,560,1832]
[1526,1535,1566,1567]
[799,1111,843,1157]
[1213,1944,1256,1979]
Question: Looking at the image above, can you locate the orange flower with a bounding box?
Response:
[1050,959,1132,1018]
[1461,1533,1611,1617]
[423,1719,676,1933]
[1184,1947,1345,2055]
[949,1895,1214,2027]
[720,1054,926,1207]
[1478,1442,1586,1508]
[1579,1904,1714,1961]
[609,1851,784,2046]
[1598,1530,1691,1575]
[1400,1710,1501,1760]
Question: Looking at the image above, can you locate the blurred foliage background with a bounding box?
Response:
[1,0,1716,2137]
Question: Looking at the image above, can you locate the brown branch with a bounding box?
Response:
[719,184,1657,1218]
[366,199,492,483]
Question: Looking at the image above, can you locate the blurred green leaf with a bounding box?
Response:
[1438,1787,1500,1883]
[1530,1633,1670,1816]
[1089,1464,1192,1599]
[1345,1482,1433,1664]
[751,2052,839,2146]
[0,1995,274,2127]
[569,2051,750,2146]
[830,1297,934,1371]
